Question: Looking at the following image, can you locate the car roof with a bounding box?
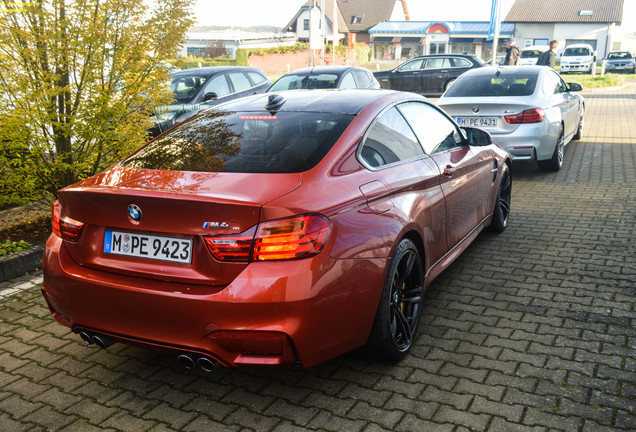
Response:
[284,66,363,75]
[522,45,549,50]
[564,44,593,49]
[411,53,481,60]
[171,66,262,77]
[214,89,422,115]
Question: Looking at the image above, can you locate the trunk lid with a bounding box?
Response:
[438,97,535,135]
[58,165,302,285]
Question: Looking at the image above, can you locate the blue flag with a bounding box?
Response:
[487,0,501,41]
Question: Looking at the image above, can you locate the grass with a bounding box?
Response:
[559,71,634,88]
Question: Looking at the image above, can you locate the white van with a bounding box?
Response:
[560,43,596,73]
[520,45,549,65]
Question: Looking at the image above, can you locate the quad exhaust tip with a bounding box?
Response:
[78,331,114,349]
[178,353,220,372]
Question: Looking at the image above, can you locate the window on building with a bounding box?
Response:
[304,19,309,31]
[187,47,205,57]
[351,15,363,24]
[533,39,549,46]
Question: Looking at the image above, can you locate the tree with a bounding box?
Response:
[0,0,194,201]
[204,40,227,58]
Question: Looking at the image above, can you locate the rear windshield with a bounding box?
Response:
[170,75,208,102]
[563,47,591,56]
[123,110,354,173]
[269,73,339,91]
[608,52,632,59]
[443,75,537,97]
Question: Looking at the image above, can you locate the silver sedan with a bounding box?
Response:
[437,66,584,171]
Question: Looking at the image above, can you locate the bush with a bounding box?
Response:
[0,240,31,256]
[0,121,48,209]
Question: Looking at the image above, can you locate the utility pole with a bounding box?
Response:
[308,0,314,66]
[490,0,501,64]
[320,0,325,65]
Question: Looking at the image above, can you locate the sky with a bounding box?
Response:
[192,0,635,33]
[192,0,517,28]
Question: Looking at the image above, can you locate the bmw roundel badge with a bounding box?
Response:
[472,106,480,114]
[127,204,143,222]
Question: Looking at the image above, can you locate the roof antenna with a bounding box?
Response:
[265,94,285,114]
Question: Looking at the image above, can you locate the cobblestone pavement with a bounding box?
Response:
[1,84,635,431]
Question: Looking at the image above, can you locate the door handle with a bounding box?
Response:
[443,165,454,176]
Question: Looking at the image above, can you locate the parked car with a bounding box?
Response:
[560,43,596,74]
[438,66,584,171]
[42,89,511,369]
[373,54,487,96]
[267,66,380,91]
[519,45,550,66]
[604,51,636,73]
[150,66,271,136]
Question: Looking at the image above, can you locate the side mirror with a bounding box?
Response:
[568,83,583,92]
[203,92,218,101]
[462,127,493,146]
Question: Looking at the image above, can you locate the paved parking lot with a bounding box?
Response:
[1,84,634,431]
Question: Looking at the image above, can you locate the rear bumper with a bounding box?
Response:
[491,123,555,161]
[42,235,386,368]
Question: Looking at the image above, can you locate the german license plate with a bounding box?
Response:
[103,230,192,264]
[456,117,497,128]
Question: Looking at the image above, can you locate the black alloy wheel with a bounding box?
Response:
[366,239,423,361]
[489,163,511,233]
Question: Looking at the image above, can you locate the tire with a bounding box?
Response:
[538,125,564,172]
[489,163,511,233]
[572,107,584,140]
[366,239,423,362]
[444,78,456,92]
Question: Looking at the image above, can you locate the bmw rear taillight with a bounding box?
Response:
[202,229,255,262]
[253,214,331,261]
[203,214,331,262]
[51,201,85,242]
[504,108,545,124]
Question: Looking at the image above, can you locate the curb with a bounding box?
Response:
[0,244,45,282]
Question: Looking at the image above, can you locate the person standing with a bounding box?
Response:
[504,37,520,65]
[537,40,559,69]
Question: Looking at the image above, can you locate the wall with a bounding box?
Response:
[515,22,612,59]
[248,50,358,74]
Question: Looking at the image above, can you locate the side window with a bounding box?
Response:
[339,72,357,89]
[399,59,424,71]
[397,101,462,154]
[425,58,451,69]
[247,71,267,85]
[228,72,252,92]
[202,75,230,98]
[451,58,472,68]
[353,70,372,87]
[542,71,566,95]
[359,107,424,168]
